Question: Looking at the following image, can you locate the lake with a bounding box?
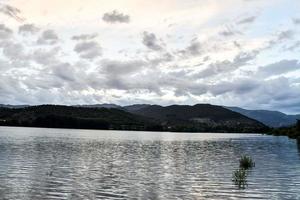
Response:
[0,126,299,200]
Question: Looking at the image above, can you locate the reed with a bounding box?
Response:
[232,169,248,189]
[239,155,255,170]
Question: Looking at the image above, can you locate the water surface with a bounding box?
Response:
[0,126,299,199]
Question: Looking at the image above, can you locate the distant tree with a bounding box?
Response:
[297,120,300,133]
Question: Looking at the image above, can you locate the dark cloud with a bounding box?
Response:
[0,24,12,39]
[19,24,40,34]
[72,33,98,40]
[0,3,24,22]
[0,41,26,60]
[277,30,294,41]
[209,78,260,96]
[195,51,257,78]
[233,41,242,49]
[257,77,300,106]
[185,39,201,55]
[74,41,102,60]
[37,30,59,45]
[142,31,163,51]
[102,10,130,24]
[219,30,235,37]
[178,38,202,57]
[257,59,300,77]
[203,56,210,62]
[92,59,162,93]
[51,62,76,82]
[100,59,146,75]
[31,47,60,65]
[237,16,257,24]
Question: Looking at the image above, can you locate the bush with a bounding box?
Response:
[239,155,255,170]
[232,169,248,189]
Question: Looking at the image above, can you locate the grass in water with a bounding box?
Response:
[232,155,255,189]
[232,169,248,189]
[239,155,255,170]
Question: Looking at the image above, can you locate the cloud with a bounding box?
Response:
[100,59,146,75]
[51,62,76,82]
[237,16,257,24]
[37,30,59,45]
[185,39,202,56]
[90,59,158,92]
[277,30,294,41]
[31,47,60,65]
[195,51,257,78]
[0,1,298,113]
[102,10,130,24]
[0,3,24,22]
[257,59,300,77]
[178,38,202,57]
[142,31,163,51]
[284,41,300,51]
[74,41,102,60]
[209,78,260,96]
[219,25,241,37]
[0,24,12,39]
[72,33,98,40]
[0,41,26,60]
[293,18,300,25]
[19,24,40,34]
[266,30,295,49]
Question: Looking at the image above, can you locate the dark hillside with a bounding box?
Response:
[0,105,153,130]
[128,104,269,133]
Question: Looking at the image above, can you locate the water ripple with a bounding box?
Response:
[0,127,299,200]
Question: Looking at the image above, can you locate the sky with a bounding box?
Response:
[0,0,300,113]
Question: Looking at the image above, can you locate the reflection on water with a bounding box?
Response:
[0,127,299,200]
[297,139,300,157]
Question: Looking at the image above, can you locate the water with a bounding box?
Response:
[0,126,299,200]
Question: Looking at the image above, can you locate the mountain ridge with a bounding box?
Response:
[226,107,299,127]
[0,104,268,133]
[2,103,298,128]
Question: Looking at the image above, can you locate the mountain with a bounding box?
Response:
[0,104,29,109]
[123,104,150,112]
[269,120,300,139]
[75,104,122,109]
[127,104,268,133]
[0,105,155,131]
[0,104,269,133]
[226,107,299,127]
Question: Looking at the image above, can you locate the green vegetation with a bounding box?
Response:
[232,155,255,189]
[239,156,255,170]
[232,169,248,189]
[269,120,300,139]
[0,105,160,131]
[0,104,269,133]
[129,104,269,133]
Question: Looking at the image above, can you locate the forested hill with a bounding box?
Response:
[0,104,269,133]
[0,105,153,131]
[126,104,269,133]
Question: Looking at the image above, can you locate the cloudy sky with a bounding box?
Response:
[0,0,300,113]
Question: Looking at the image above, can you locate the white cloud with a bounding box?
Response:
[0,0,298,113]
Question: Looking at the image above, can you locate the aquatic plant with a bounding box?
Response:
[232,169,248,189]
[239,155,255,170]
